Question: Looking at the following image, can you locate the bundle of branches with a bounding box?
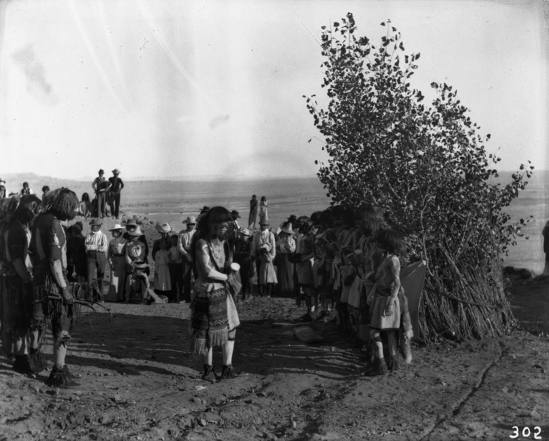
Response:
[419,246,514,342]
[306,13,532,341]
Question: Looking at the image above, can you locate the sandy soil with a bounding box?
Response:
[0,218,547,441]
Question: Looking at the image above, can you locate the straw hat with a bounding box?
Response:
[89,219,103,226]
[109,223,125,231]
[128,225,143,236]
[239,228,252,237]
[183,216,197,224]
[281,224,294,235]
[157,222,172,234]
[112,169,121,174]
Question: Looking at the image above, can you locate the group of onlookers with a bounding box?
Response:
[0,169,124,221]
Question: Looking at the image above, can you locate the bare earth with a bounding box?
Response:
[0,215,548,441]
[0,279,547,441]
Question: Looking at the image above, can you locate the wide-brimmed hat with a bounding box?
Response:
[260,220,270,226]
[112,169,121,174]
[89,219,103,226]
[157,222,172,234]
[239,228,252,237]
[98,169,104,175]
[287,215,297,222]
[125,220,138,228]
[183,216,197,224]
[230,210,241,219]
[128,225,143,236]
[281,224,294,235]
[109,223,125,231]
[199,206,210,214]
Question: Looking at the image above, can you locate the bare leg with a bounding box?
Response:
[222,340,234,366]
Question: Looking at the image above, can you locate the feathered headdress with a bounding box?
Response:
[40,187,79,221]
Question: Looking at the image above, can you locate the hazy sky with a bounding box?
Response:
[0,0,546,180]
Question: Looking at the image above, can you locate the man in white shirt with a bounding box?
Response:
[85,218,108,300]
[178,216,197,302]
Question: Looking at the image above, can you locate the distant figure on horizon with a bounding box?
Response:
[92,169,111,218]
[248,195,258,229]
[108,169,124,219]
[41,186,50,201]
[259,196,268,225]
[20,182,34,195]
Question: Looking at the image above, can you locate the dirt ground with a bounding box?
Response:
[0,277,547,441]
[0,213,548,440]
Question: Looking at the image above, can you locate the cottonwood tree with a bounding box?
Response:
[306,13,533,340]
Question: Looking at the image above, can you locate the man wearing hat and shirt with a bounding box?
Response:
[85,219,108,300]
[178,216,197,302]
[108,169,124,219]
[92,169,111,218]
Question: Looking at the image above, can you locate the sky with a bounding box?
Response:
[0,0,546,180]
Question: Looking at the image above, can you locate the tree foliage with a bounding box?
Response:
[306,14,533,340]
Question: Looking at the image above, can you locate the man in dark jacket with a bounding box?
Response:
[108,169,124,219]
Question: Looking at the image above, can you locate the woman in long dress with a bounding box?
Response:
[190,206,241,381]
[105,224,127,302]
[275,222,296,297]
[253,221,277,297]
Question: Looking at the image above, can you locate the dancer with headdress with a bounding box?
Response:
[1,194,45,374]
[190,206,241,381]
[31,188,80,387]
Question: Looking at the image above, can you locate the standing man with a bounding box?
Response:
[248,195,258,229]
[108,169,124,219]
[178,216,197,302]
[31,188,80,387]
[20,182,34,195]
[92,169,110,218]
[85,219,108,301]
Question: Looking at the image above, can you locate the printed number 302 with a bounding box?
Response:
[510,426,542,439]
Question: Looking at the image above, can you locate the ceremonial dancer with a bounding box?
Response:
[1,194,45,374]
[190,206,241,381]
[31,188,80,387]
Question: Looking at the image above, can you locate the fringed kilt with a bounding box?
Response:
[190,287,231,356]
[1,275,34,339]
[33,274,75,338]
[369,290,401,331]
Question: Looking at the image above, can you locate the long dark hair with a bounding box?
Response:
[14,194,41,224]
[376,229,404,255]
[41,188,79,221]
[190,206,233,261]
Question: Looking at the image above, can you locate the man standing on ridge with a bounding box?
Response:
[108,169,124,219]
[92,169,110,218]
